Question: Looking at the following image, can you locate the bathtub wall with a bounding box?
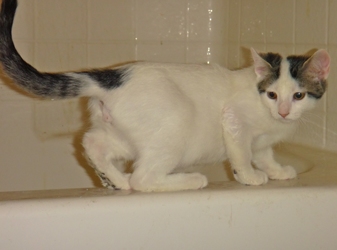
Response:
[0,0,336,191]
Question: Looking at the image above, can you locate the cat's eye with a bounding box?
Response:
[293,92,306,100]
[267,92,277,100]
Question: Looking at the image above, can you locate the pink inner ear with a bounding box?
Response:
[255,66,269,77]
[309,49,330,80]
[250,48,270,78]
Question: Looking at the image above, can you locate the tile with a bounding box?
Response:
[88,43,136,68]
[187,0,228,43]
[12,42,35,66]
[0,82,32,101]
[187,42,227,66]
[265,0,294,44]
[12,0,35,40]
[325,111,337,151]
[227,43,241,69]
[240,0,266,43]
[265,44,295,56]
[88,0,135,41]
[209,43,228,66]
[33,99,83,139]
[239,43,266,67]
[34,42,87,71]
[328,0,337,45]
[228,0,240,43]
[327,46,337,111]
[135,0,187,42]
[67,43,88,70]
[35,0,87,41]
[136,41,186,63]
[186,42,211,64]
[295,0,328,44]
[0,98,93,191]
[34,43,67,71]
[294,44,327,55]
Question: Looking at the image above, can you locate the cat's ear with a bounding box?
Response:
[304,49,330,81]
[250,48,272,80]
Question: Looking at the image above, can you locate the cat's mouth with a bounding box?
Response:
[272,112,296,123]
[280,118,293,123]
[277,116,296,123]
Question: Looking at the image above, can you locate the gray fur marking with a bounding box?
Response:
[257,53,282,93]
[287,55,326,99]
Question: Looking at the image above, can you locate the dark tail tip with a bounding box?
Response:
[0,0,18,22]
[0,0,18,45]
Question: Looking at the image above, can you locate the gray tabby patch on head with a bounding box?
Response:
[287,51,329,99]
[257,52,283,93]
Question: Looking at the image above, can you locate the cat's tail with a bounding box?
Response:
[0,0,127,99]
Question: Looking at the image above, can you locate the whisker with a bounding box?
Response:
[302,111,325,120]
[290,115,325,143]
[299,117,323,128]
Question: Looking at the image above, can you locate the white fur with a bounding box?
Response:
[78,52,325,192]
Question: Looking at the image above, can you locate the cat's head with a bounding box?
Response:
[251,48,330,122]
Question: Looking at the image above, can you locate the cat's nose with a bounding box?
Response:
[278,112,289,118]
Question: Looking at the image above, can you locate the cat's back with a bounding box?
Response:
[116,61,232,103]
[128,61,224,73]
[123,61,229,86]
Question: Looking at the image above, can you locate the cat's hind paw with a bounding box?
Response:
[233,169,268,186]
[267,165,297,180]
[95,170,117,189]
[95,170,131,190]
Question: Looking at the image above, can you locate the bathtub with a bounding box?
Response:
[0,143,337,250]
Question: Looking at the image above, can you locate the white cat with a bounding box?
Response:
[0,0,330,191]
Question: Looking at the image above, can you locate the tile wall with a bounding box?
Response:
[1,0,337,191]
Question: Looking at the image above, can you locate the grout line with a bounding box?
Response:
[292,0,296,53]
[238,0,241,67]
[185,0,189,64]
[325,0,329,47]
[263,0,266,50]
[33,0,37,66]
[206,0,212,64]
[323,0,330,148]
[133,0,138,61]
[86,0,89,68]
[225,0,230,67]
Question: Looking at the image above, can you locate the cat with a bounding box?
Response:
[0,0,330,192]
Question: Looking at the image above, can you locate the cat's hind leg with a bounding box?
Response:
[253,147,297,180]
[83,128,132,190]
[129,150,208,192]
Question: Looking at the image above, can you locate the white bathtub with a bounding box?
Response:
[1,143,337,250]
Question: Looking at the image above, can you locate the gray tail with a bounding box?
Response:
[0,0,127,98]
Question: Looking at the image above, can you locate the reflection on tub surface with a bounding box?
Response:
[1,142,336,200]
[181,143,315,183]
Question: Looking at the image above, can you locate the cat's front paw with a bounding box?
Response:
[233,169,268,186]
[268,165,297,180]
